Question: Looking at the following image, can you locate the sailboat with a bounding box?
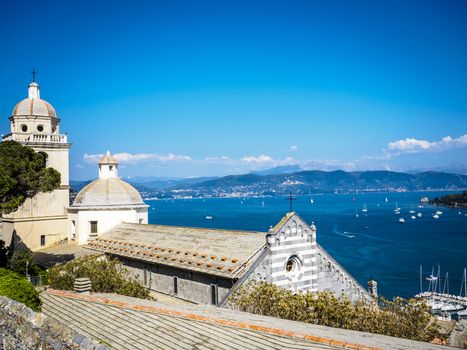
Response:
[362,203,368,212]
[417,212,422,218]
[409,205,415,214]
[261,200,265,207]
[310,198,314,204]
[394,202,400,214]
[399,217,405,223]
[355,208,359,218]
[385,197,388,203]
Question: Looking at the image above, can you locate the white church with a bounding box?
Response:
[2,77,373,305]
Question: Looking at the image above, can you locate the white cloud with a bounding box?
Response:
[241,155,274,164]
[387,134,467,154]
[83,152,192,164]
[289,145,298,152]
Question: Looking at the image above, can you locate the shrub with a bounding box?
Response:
[47,256,152,300]
[230,281,440,343]
[0,268,41,311]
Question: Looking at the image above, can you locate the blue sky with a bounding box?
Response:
[1,0,466,180]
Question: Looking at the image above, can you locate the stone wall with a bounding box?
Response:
[0,296,109,350]
[316,244,371,302]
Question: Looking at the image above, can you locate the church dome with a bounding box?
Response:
[11,82,57,119]
[72,178,146,208]
[12,98,57,118]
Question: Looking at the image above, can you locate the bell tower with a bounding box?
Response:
[1,77,71,251]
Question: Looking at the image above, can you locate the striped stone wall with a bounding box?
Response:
[265,213,318,293]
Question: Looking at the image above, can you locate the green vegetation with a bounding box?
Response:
[431,191,467,208]
[0,268,41,311]
[0,141,61,215]
[48,256,152,300]
[230,281,441,343]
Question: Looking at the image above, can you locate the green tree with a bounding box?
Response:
[48,256,152,300]
[0,141,61,215]
[230,281,440,343]
[0,268,41,311]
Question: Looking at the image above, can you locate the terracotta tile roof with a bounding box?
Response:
[86,222,266,278]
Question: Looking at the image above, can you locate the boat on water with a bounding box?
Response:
[355,208,359,218]
[362,203,368,212]
[433,214,440,219]
[399,217,405,223]
[435,210,443,215]
[261,200,265,207]
[394,201,400,214]
[205,215,213,220]
[385,197,388,203]
[310,198,314,204]
[420,196,429,203]
[417,212,422,218]
[411,215,416,220]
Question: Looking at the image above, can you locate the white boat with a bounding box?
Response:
[205,216,213,220]
[362,203,368,212]
[417,212,422,217]
[441,303,464,312]
[458,210,462,215]
[355,208,359,218]
[420,197,429,203]
[435,210,443,215]
[411,215,416,220]
[385,197,388,203]
[417,205,423,208]
[399,217,405,223]
[433,214,439,219]
[261,201,265,207]
[394,201,400,214]
[409,209,415,214]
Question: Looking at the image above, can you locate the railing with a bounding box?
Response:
[2,132,68,143]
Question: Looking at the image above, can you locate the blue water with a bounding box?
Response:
[145,191,467,299]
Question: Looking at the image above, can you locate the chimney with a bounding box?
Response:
[74,277,92,294]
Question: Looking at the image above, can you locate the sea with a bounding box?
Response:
[145,191,467,299]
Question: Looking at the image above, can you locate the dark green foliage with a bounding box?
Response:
[0,241,10,268]
[431,191,467,207]
[231,281,440,343]
[0,141,61,214]
[0,268,41,311]
[8,249,43,277]
[48,256,152,299]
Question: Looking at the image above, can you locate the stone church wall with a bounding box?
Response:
[118,256,233,305]
[267,215,318,292]
[316,244,371,302]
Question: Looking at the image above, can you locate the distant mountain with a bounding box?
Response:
[152,170,467,198]
[251,165,303,176]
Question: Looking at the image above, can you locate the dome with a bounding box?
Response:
[12,81,57,119]
[12,98,57,118]
[72,178,146,208]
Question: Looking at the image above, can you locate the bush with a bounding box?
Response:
[47,256,152,300]
[8,249,43,277]
[230,281,440,343]
[0,268,41,311]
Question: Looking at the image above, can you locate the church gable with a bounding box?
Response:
[265,212,317,292]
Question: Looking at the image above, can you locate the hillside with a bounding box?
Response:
[152,170,467,198]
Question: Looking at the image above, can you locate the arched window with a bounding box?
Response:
[21,124,28,132]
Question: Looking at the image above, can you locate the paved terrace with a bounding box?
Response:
[41,289,447,350]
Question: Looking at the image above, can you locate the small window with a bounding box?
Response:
[109,165,113,171]
[286,259,295,272]
[40,235,46,247]
[90,221,98,234]
[21,124,28,132]
[37,124,44,132]
[144,267,149,286]
[139,218,143,224]
[173,276,179,295]
[210,284,218,305]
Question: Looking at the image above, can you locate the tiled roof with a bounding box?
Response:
[72,179,146,208]
[41,290,351,350]
[86,222,266,278]
[42,289,442,350]
[12,98,57,118]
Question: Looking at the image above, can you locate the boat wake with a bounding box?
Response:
[333,225,356,238]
